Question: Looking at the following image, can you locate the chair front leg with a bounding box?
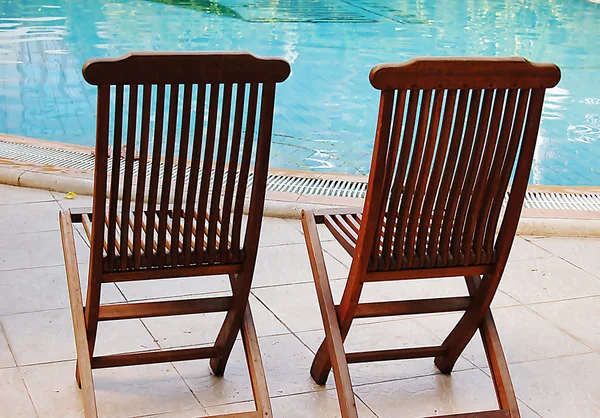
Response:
[60,211,98,418]
[302,210,358,418]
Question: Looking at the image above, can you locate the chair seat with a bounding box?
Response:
[320,209,495,271]
[80,209,237,271]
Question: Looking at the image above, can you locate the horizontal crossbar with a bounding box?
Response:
[351,296,471,318]
[210,411,263,418]
[365,265,494,281]
[98,296,232,321]
[91,346,218,368]
[101,263,244,282]
[346,345,446,364]
[435,410,509,418]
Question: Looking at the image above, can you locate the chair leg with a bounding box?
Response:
[465,276,520,417]
[60,211,98,418]
[435,273,500,374]
[210,272,252,376]
[240,303,273,417]
[302,211,358,418]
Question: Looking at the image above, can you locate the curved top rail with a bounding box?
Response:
[83,51,291,85]
[369,57,560,90]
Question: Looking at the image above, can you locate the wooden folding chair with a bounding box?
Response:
[59,52,290,418]
[301,57,560,418]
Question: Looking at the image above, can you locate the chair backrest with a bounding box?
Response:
[83,52,290,274]
[355,57,560,273]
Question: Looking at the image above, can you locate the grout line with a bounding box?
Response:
[521,235,600,281]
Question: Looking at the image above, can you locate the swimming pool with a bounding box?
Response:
[0,0,599,185]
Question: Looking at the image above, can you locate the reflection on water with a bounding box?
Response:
[0,0,599,185]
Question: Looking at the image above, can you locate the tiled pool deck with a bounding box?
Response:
[1,183,600,417]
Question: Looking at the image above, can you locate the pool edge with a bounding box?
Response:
[1,133,600,237]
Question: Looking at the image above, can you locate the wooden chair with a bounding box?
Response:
[301,57,560,418]
[59,52,290,418]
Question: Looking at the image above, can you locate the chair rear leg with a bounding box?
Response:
[60,212,98,418]
[239,303,273,417]
[465,276,520,417]
[210,272,252,376]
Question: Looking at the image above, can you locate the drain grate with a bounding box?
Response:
[523,191,600,211]
[1,139,599,210]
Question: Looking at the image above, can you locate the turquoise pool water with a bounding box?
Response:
[0,0,599,185]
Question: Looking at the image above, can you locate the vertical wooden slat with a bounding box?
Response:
[242,83,276,264]
[208,83,233,263]
[365,90,396,269]
[461,89,507,263]
[378,90,406,270]
[170,83,193,267]
[220,84,246,263]
[383,91,418,270]
[195,83,220,265]
[451,89,494,266]
[231,83,259,262]
[428,90,469,266]
[391,90,431,269]
[416,89,457,267]
[132,85,152,269]
[107,85,124,271]
[438,89,482,266]
[405,89,444,268]
[120,84,138,270]
[156,84,179,267]
[484,89,531,257]
[494,88,544,266]
[183,84,207,266]
[145,84,166,268]
[473,89,518,263]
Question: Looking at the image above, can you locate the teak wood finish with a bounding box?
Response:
[301,57,560,418]
[59,52,290,418]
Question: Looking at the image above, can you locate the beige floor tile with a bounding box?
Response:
[0,324,15,368]
[530,236,600,278]
[297,318,475,387]
[0,229,89,271]
[20,360,85,418]
[176,334,327,407]
[1,308,158,365]
[529,296,600,350]
[252,280,385,334]
[93,363,200,417]
[322,240,353,268]
[117,275,231,302]
[0,367,38,417]
[204,401,254,416]
[511,353,600,418]
[143,295,288,349]
[500,256,600,304]
[418,306,592,368]
[51,191,93,211]
[507,237,553,262]
[0,184,54,205]
[252,243,348,288]
[519,400,543,418]
[0,265,123,315]
[0,201,62,235]
[259,217,306,247]
[355,368,499,418]
[271,389,377,418]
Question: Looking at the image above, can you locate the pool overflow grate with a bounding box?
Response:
[1,140,599,211]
